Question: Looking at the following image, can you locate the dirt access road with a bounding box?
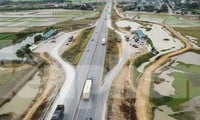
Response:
[135,25,193,120]
[113,4,193,120]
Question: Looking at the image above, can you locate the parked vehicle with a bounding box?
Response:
[83,78,93,100]
[133,44,138,48]
[51,105,64,120]
[68,36,73,42]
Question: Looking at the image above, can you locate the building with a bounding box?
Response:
[42,29,58,40]
[135,30,147,40]
[29,44,38,51]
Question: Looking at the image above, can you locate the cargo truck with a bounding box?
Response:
[82,78,93,100]
[101,38,106,45]
[51,105,64,120]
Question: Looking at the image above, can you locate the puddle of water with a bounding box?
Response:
[154,105,177,120]
[154,68,175,96]
[116,20,141,31]
[0,72,41,118]
[142,24,184,52]
[172,52,200,65]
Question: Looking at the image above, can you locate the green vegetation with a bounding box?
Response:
[157,4,168,13]
[0,33,16,48]
[0,4,103,48]
[0,33,16,40]
[151,62,200,110]
[15,44,32,59]
[0,32,32,49]
[174,27,200,46]
[104,29,120,74]
[146,37,156,52]
[111,7,119,30]
[34,34,42,43]
[134,52,155,67]
[52,18,95,32]
[62,27,94,65]
[150,88,172,106]
[172,111,196,120]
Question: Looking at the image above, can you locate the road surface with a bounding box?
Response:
[63,1,113,120]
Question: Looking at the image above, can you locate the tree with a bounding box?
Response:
[16,49,25,59]
[157,4,168,13]
[34,35,42,43]
[15,44,32,60]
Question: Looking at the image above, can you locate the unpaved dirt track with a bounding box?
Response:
[108,60,136,120]
[113,5,193,120]
[135,25,192,120]
[23,53,64,120]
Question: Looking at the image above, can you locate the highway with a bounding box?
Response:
[63,1,112,120]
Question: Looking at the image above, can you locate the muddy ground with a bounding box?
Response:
[0,53,65,120]
[23,53,65,120]
[107,60,137,120]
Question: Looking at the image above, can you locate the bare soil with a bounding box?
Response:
[23,53,65,120]
[0,64,37,107]
[113,5,194,120]
[107,60,136,120]
[135,25,193,120]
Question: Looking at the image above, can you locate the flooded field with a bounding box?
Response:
[152,51,200,120]
[0,72,41,119]
[123,12,200,27]
[0,9,98,32]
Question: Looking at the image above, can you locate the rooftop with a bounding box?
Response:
[135,30,146,38]
[43,29,57,38]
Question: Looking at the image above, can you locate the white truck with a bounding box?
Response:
[82,78,93,100]
[101,38,106,45]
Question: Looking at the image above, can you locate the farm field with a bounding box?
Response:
[0,33,17,48]
[11,0,98,3]
[175,27,200,46]
[0,9,98,32]
[124,12,200,27]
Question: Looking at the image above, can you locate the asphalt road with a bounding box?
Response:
[63,1,112,120]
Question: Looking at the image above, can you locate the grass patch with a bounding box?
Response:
[150,62,200,110]
[0,33,16,41]
[111,7,119,30]
[172,111,196,120]
[174,27,200,46]
[134,52,155,67]
[146,37,156,52]
[62,27,94,65]
[0,32,33,48]
[104,29,120,74]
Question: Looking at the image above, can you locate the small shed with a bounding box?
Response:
[42,29,58,40]
[135,30,147,39]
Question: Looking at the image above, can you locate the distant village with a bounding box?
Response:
[117,0,200,15]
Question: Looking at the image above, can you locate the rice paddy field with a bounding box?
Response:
[123,11,200,27]
[0,9,98,32]
[11,0,98,3]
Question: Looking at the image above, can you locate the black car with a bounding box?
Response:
[85,118,92,120]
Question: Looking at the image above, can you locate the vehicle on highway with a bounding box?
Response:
[83,78,93,100]
[51,105,64,120]
[85,117,92,120]
[101,38,106,45]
